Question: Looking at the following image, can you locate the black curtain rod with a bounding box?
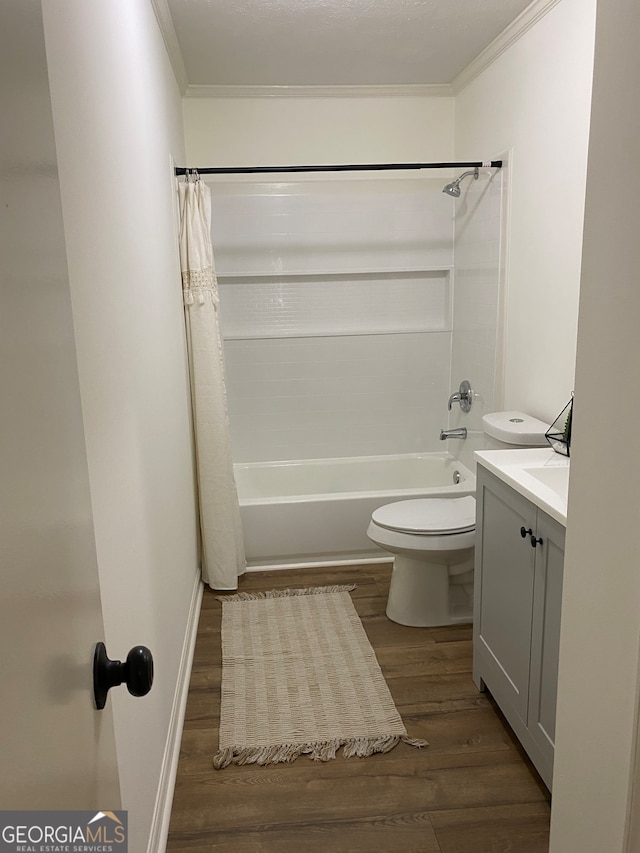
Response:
[174,160,502,176]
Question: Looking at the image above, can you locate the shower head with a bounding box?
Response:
[442,181,462,198]
[442,167,479,197]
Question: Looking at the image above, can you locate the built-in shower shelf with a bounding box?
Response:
[218,267,452,340]
[222,328,452,341]
[217,266,452,280]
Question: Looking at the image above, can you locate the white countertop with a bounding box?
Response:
[475,447,570,526]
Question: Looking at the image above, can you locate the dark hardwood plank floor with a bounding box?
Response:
[166,565,550,852]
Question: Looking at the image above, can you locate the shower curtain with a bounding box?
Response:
[178,176,246,590]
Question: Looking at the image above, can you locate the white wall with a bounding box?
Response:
[550,0,640,849]
[183,95,454,166]
[42,2,198,849]
[455,0,597,424]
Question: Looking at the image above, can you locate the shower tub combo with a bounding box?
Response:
[235,452,475,569]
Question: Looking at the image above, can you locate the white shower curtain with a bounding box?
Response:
[178,176,246,590]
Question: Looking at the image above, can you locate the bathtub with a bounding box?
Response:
[235,452,476,569]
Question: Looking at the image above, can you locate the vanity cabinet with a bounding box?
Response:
[473,465,565,790]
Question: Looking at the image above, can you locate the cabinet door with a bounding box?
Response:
[528,510,565,781]
[474,470,537,725]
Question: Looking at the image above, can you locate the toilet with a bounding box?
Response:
[367,411,550,627]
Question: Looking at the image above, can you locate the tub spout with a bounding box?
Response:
[440,428,467,440]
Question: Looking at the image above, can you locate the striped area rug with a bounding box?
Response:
[213,584,427,769]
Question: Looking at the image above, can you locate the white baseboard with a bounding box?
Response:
[147,568,203,853]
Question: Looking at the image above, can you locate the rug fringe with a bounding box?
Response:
[213,733,427,769]
[215,583,357,603]
[402,735,429,748]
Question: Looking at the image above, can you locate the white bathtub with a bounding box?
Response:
[235,452,476,569]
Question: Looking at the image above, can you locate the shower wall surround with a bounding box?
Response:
[210,178,455,463]
[448,167,505,470]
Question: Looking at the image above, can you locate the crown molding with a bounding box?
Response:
[184,83,453,99]
[149,0,189,95]
[452,0,563,94]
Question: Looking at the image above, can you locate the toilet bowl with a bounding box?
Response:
[367,496,476,627]
[367,410,551,627]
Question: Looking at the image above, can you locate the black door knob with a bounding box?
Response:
[530,535,543,548]
[93,642,154,710]
[520,526,534,538]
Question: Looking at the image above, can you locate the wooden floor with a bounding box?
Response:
[166,565,551,852]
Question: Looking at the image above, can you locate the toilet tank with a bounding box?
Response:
[482,411,550,451]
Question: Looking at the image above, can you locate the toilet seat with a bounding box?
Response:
[371,496,476,536]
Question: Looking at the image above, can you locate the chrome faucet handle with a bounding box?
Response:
[447,380,473,413]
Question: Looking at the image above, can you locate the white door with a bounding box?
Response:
[0,0,120,808]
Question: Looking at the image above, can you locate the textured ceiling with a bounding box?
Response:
[166,0,534,87]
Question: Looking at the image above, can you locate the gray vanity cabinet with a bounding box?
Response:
[473,466,565,790]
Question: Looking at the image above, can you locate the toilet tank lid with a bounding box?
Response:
[482,411,550,445]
